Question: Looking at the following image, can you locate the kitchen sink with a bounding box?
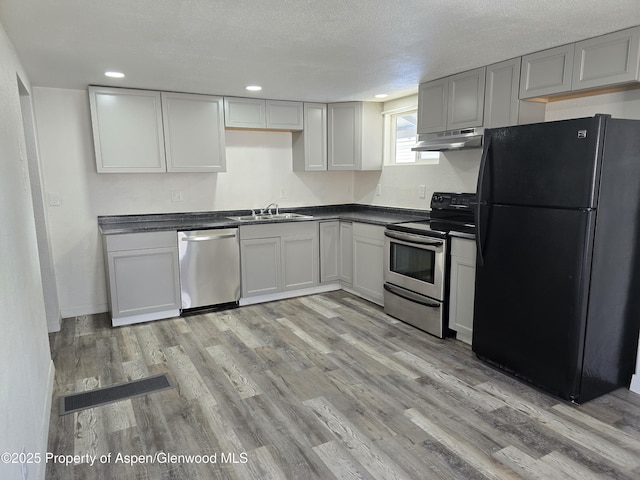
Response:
[227,213,314,222]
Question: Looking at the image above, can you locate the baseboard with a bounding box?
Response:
[47,318,61,333]
[240,284,341,306]
[34,359,55,480]
[60,303,108,319]
[112,309,181,327]
[341,285,383,307]
[631,374,640,395]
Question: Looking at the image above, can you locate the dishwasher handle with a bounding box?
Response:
[181,232,237,242]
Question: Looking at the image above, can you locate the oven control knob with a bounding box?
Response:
[433,195,443,203]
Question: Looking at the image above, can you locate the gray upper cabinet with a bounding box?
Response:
[292,103,327,171]
[484,58,521,129]
[572,27,640,91]
[266,100,304,130]
[89,86,227,173]
[89,86,167,173]
[327,102,383,171]
[223,97,266,128]
[520,44,575,99]
[484,58,546,128]
[447,67,485,130]
[161,92,226,173]
[417,67,485,134]
[417,78,448,134]
[520,27,640,100]
[224,97,303,130]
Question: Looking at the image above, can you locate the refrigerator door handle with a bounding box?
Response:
[476,134,492,267]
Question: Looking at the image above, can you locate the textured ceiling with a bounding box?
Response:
[1,0,640,102]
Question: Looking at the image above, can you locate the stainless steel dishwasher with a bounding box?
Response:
[177,228,240,311]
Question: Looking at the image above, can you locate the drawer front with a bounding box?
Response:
[352,222,384,240]
[240,221,317,240]
[105,231,177,252]
[451,237,476,260]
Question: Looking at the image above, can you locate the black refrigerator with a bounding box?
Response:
[473,114,640,403]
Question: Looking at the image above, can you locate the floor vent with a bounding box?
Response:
[59,374,173,415]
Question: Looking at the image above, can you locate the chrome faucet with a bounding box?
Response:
[260,202,279,215]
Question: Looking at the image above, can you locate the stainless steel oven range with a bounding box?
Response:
[384,192,476,338]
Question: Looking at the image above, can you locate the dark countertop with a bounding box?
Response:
[98,204,430,235]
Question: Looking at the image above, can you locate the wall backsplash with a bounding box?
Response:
[356,149,482,208]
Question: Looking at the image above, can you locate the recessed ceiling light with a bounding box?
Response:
[105,71,125,78]
[246,85,262,92]
[374,94,389,99]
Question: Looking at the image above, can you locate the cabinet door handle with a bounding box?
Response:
[384,283,441,308]
[384,230,443,246]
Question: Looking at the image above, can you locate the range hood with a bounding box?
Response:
[412,127,484,152]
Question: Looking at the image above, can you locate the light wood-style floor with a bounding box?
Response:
[46,291,640,479]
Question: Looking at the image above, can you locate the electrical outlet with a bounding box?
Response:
[376,184,382,196]
[419,185,426,199]
[171,190,184,202]
[48,192,61,206]
[280,189,288,199]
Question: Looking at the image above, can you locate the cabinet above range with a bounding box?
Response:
[415,61,545,150]
[415,26,640,151]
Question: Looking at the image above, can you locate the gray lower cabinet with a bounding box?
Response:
[319,220,356,286]
[319,221,340,283]
[104,231,181,326]
[240,237,281,296]
[240,222,318,298]
[351,222,384,305]
[448,237,476,345]
[340,221,353,285]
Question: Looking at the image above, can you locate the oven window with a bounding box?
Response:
[390,243,435,283]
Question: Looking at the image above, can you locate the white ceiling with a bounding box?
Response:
[2,0,640,102]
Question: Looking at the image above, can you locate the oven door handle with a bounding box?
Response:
[384,230,444,246]
[384,284,441,308]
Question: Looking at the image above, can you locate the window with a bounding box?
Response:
[385,107,439,165]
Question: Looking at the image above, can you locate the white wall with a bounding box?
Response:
[33,87,355,316]
[0,25,55,480]
[354,149,480,207]
[355,94,481,207]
